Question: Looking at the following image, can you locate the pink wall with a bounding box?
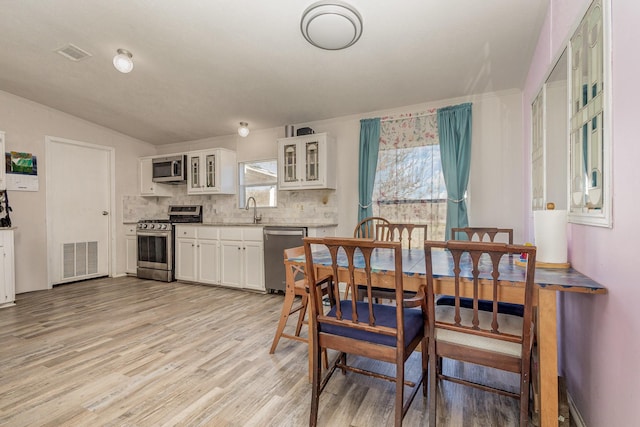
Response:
[523,0,640,425]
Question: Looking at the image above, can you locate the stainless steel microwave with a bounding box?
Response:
[152,155,187,183]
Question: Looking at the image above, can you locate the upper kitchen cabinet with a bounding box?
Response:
[187,148,237,195]
[138,157,173,197]
[277,133,336,190]
[0,131,5,191]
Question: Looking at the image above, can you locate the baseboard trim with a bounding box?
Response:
[567,392,587,427]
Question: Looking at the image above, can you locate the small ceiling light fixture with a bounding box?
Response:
[113,48,134,73]
[238,122,250,137]
[300,0,363,50]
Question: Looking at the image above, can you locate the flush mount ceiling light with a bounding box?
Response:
[113,48,134,73]
[238,122,250,137]
[301,1,363,50]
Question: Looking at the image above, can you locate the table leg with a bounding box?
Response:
[537,288,559,427]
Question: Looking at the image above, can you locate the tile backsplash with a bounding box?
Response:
[123,188,338,225]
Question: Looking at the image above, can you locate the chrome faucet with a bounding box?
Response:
[245,196,262,224]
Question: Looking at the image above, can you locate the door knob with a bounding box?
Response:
[102,211,109,216]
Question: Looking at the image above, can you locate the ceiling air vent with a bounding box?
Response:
[55,44,92,61]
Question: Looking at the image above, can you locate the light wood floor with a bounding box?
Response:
[0,276,527,426]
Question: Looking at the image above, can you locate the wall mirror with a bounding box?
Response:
[567,0,611,227]
[532,50,569,212]
[533,0,611,227]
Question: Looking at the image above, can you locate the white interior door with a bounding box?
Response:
[46,136,114,286]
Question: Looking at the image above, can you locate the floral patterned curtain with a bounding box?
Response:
[379,110,438,150]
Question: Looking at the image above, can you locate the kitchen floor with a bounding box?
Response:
[0,277,542,426]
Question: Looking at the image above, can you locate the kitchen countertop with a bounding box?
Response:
[194,222,338,228]
[123,221,337,227]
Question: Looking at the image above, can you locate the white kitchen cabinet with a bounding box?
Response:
[175,226,220,285]
[277,133,336,190]
[125,224,137,275]
[0,228,15,308]
[220,239,242,288]
[175,225,263,291]
[242,239,264,291]
[220,227,264,291]
[307,225,337,238]
[176,232,197,282]
[139,157,173,197]
[0,131,5,191]
[187,148,236,195]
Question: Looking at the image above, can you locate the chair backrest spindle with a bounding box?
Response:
[450,227,513,244]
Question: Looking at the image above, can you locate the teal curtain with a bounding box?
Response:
[358,118,380,223]
[437,103,472,241]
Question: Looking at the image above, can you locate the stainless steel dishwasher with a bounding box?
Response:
[263,226,307,293]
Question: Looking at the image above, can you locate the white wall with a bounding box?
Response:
[0,90,155,293]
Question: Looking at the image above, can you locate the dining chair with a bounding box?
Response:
[303,237,428,427]
[424,240,537,427]
[269,246,328,378]
[361,222,428,302]
[346,216,391,299]
[450,226,514,244]
[378,223,428,248]
[353,216,391,239]
[445,227,520,314]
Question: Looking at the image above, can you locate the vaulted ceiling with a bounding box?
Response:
[0,1,548,144]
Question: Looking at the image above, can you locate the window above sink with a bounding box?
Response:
[238,159,278,208]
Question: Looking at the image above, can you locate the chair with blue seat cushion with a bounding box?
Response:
[356,222,427,303]
[303,237,428,427]
[424,240,537,427]
[436,295,524,317]
[378,222,428,249]
[450,226,513,244]
[447,227,521,317]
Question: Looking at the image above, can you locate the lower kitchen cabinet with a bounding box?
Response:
[220,227,264,291]
[174,225,266,292]
[197,238,220,284]
[175,226,220,285]
[0,228,15,308]
[125,225,137,275]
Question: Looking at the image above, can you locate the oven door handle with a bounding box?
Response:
[137,231,171,237]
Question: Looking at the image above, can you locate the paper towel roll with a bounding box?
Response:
[534,210,568,264]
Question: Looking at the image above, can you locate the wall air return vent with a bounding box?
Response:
[63,241,99,279]
[55,44,92,61]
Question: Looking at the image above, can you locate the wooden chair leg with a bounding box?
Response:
[395,360,404,427]
[295,294,308,337]
[309,330,322,427]
[520,352,532,426]
[428,343,437,427]
[269,288,296,354]
[422,338,428,397]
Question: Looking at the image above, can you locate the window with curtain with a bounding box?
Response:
[371,111,448,240]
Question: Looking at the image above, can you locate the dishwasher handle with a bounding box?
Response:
[264,229,306,237]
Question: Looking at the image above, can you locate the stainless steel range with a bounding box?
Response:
[137,205,202,282]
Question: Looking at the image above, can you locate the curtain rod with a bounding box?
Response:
[380,110,436,122]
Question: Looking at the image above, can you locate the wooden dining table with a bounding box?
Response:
[288,246,607,427]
